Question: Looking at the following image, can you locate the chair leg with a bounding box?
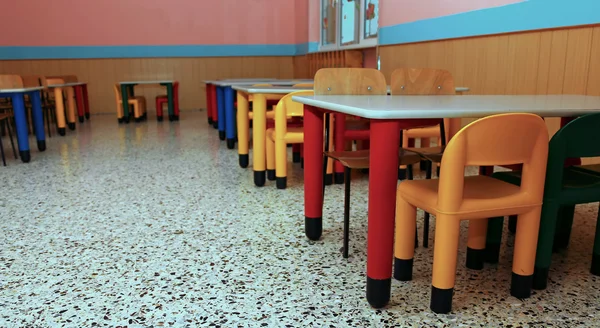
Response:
[511,207,542,299]
[266,134,276,181]
[423,161,433,248]
[45,108,52,138]
[394,196,417,281]
[591,205,600,275]
[554,205,575,251]
[430,215,460,314]
[406,164,417,247]
[0,120,6,166]
[466,219,488,270]
[532,203,560,290]
[484,216,504,264]
[5,118,17,159]
[343,167,351,258]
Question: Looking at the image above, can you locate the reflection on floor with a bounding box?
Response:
[0,111,599,326]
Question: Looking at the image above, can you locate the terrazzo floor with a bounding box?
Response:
[1,111,600,327]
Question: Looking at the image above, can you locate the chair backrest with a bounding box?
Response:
[0,75,24,89]
[275,90,315,118]
[46,77,65,86]
[22,75,47,88]
[48,75,78,83]
[314,68,387,95]
[390,68,455,95]
[113,84,122,101]
[544,113,600,196]
[438,113,548,211]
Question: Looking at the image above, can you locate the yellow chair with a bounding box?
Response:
[113,84,146,122]
[266,90,314,189]
[393,113,548,314]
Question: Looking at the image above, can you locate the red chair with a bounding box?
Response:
[155,82,180,122]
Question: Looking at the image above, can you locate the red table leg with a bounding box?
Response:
[304,105,324,240]
[206,83,213,124]
[75,85,85,123]
[367,120,401,308]
[82,84,90,120]
[211,84,218,129]
[334,113,346,184]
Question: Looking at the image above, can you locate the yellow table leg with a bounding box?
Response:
[66,86,76,130]
[237,92,250,168]
[252,93,267,186]
[53,87,67,136]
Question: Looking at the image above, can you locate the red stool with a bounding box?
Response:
[155,82,180,122]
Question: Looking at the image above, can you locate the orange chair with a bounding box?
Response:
[393,113,548,314]
[113,84,146,122]
[265,90,314,188]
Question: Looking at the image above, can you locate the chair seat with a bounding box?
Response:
[156,94,167,99]
[118,96,145,105]
[573,164,600,175]
[405,125,440,138]
[406,146,445,163]
[325,149,422,170]
[399,175,536,218]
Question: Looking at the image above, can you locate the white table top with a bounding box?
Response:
[47,82,86,88]
[120,80,175,85]
[0,86,45,94]
[233,85,313,94]
[291,95,600,119]
[213,79,314,87]
[203,78,278,84]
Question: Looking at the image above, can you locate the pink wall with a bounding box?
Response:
[380,0,526,27]
[295,0,309,44]
[309,0,321,43]
[0,0,301,46]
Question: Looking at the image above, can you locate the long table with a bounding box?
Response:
[291,94,600,309]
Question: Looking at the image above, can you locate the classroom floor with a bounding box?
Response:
[1,111,599,327]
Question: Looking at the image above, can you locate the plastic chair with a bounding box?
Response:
[485,113,600,291]
[265,90,314,188]
[393,113,548,314]
[155,82,180,122]
[0,112,17,166]
[113,84,146,122]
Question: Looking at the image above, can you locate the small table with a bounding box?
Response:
[213,80,314,143]
[119,81,177,123]
[291,94,600,309]
[47,82,86,135]
[0,86,46,163]
[203,79,278,129]
[232,85,314,182]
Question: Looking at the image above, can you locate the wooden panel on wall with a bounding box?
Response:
[0,56,295,114]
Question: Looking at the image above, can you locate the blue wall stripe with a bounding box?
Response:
[380,0,600,46]
[0,44,312,60]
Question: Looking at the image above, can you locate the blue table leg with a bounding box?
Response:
[217,86,226,140]
[29,91,46,151]
[10,93,31,163]
[225,86,236,149]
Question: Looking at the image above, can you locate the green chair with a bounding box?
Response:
[484,113,600,290]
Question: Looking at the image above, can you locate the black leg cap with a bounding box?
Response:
[466,247,485,270]
[174,115,179,121]
[169,115,174,122]
[212,121,218,129]
[118,118,124,124]
[37,140,46,152]
[419,160,427,171]
[293,151,301,163]
[85,113,90,119]
[58,128,66,136]
[334,172,344,184]
[305,217,322,240]
[430,286,453,314]
[483,242,501,264]
[394,258,413,281]
[276,177,287,189]
[208,117,213,124]
[591,253,600,276]
[510,272,533,299]
[366,277,391,308]
[254,170,266,187]
[78,116,84,123]
[532,266,549,290]
[398,168,406,180]
[124,116,130,124]
[239,154,249,168]
[226,138,235,149]
[267,169,276,181]
[508,215,518,233]
[219,131,226,140]
[301,159,304,169]
[157,116,163,122]
[135,117,142,123]
[68,122,76,130]
[325,173,333,186]
[20,150,31,163]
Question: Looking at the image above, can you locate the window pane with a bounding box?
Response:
[341,0,359,45]
[364,0,378,39]
[322,0,337,46]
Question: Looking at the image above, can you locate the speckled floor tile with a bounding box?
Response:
[1,111,599,327]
